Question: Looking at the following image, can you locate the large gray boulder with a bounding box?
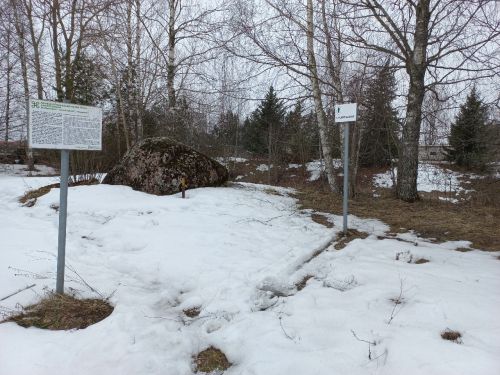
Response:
[102,137,228,195]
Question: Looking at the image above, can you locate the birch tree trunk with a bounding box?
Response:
[126,0,136,143]
[51,0,63,101]
[11,0,34,170]
[23,0,44,99]
[4,27,12,142]
[397,1,430,202]
[135,0,143,140]
[167,0,177,108]
[306,0,338,193]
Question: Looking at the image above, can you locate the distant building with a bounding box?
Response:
[418,144,447,162]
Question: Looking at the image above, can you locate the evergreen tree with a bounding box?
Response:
[213,110,240,147]
[284,102,319,163]
[62,52,107,105]
[359,65,400,167]
[242,86,285,155]
[445,87,488,168]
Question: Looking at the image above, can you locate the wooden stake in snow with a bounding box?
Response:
[180,176,188,199]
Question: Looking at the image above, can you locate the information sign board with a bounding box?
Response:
[28,99,102,150]
[334,103,357,123]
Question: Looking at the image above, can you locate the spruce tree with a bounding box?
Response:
[242,86,285,155]
[359,65,400,167]
[62,52,107,105]
[284,102,319,163]
[445,87,488,169]
[213,110,240,150]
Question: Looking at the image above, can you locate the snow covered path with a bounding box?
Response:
[0,175,499,375]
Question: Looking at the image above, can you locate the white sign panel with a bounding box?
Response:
[334,103,357,123]
[28,99,102,150]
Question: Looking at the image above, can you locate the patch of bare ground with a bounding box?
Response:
[19,184,56,205]
[311,213,333,228]
[194,346,231,373]
[296,183,500,252]
[228,159,310,187]
[441,329,462,343]
[414,258,430,264]
[183,306,201,318]
[229,159,499,251]
[295,275,313,291]
[19,178,99,206]
[3,293,113,330]
[334,229,369,250]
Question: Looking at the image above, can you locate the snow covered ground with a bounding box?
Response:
[373,163,471,194]
[0,164,57,177]
[1,173,499,375]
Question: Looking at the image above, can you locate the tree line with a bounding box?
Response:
[0,0,498,201]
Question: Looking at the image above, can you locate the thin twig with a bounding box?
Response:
[0,284,36,301]
[279,315,294,341]
[351,329,376,360]
[387,277,405,325]
[65,264,105,299]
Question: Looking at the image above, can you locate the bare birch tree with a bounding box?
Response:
[306,0,338,192]
[343,0,500,201]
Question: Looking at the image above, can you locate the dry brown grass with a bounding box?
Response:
[231,160,499,251]
[311,213,333,228]
[296,275,313,291]
[19,184,58,205]
[296,185,500,252]
[229,159,310,187]
[183,306,201,318]
[194,346,231,373]
[414,258,430,264]
[441,329,462,343]
[4,293,113,330]
[334,229,369,250]
[19,179,99,206]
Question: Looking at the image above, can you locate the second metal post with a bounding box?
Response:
[343,122,349,235]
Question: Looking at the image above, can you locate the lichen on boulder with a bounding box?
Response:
[102,137,228,195]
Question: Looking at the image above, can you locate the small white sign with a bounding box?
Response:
[335,103,357,123]
[28,99,102,150]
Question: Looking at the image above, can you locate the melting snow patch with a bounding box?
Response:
[256,164,271,172]
[439,197,459,204]
[306,159,342,181]
[373,163,472,193]
[215,156,247,166]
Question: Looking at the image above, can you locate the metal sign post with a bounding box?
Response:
[335,103,357,235]
[342,122,349,235]
[28,99,102,294]
[56,149,69,294]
